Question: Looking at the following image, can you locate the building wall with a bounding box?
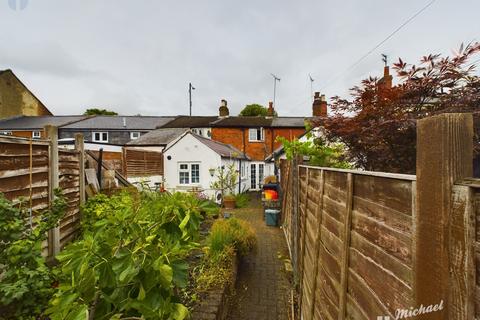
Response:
[163,134,223,197]
[0,70,52,119]
[211,127,305,161]
[3,129,45,139]
[60,130,148,145]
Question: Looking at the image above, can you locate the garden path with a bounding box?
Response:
[227,194,292,320]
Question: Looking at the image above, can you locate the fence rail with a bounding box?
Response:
[281,113,477,320]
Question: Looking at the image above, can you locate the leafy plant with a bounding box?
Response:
[277,128,352,169]
[0,189,67,319]
[234,193,250,208]
[46,191,204,320]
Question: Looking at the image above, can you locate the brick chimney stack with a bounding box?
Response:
[267,101,275,118]
[312,92,327,117]
[219,99,229,117]
[378,66,393,91]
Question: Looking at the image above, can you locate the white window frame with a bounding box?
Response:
[130,132,141,140]
[178,162,200,185]
[32,131,41,139]
[92,131,109,143]
[248,128,264,142]
[0,131,12,136]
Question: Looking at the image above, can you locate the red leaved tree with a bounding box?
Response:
[318,42,480,174]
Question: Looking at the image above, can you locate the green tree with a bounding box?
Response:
[239,104,276,117]
[83,108,118,116]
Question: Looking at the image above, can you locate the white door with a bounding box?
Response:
[250,163,265,190]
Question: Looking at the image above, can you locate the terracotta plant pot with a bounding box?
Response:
[223,198,236,209]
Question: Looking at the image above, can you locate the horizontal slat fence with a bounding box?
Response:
[0,133,85,255]
[123,148,163,178]
[294,166,416,319]
[58,149,81,247]
[281,113,478,320]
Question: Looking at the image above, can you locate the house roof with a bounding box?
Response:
[0,115,90,130]
[159,115,308,129]
[164,131,250,160]
[210,116,272,128]
[192,133,250,160]
[61,116,176,130]
[127,127,187,146]
[159,116,219,128]
[271,117,307,127]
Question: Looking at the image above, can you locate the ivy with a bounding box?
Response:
[0,189,67,319]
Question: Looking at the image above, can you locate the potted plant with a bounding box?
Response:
[210,164,239,208]
[223,194,236,209]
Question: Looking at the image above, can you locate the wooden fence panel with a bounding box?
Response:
[123,148,163,178]
[0,138,50,210]
[0,135,84,256]
[58,149,81,248]
[284,165,417,320]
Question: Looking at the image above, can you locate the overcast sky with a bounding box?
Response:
[0,0,479,117]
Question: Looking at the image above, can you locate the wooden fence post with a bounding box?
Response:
[45,125,60,257]
[415,113,473,320]
[75,133,85,205]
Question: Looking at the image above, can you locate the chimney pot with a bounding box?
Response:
[314,92,320,99]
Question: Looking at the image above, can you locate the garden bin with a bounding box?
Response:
[265,209,280,226]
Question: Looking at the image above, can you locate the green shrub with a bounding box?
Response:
[208,218,256,257]
[47,191,204,320]
[0,189,66,319]
[195,218,256,292]
[234,192,250,208]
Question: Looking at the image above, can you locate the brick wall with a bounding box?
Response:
[211,127,305,161]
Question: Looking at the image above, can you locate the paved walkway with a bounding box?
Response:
[227,201,292,320]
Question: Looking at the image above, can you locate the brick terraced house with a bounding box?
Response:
[158,98,327,189]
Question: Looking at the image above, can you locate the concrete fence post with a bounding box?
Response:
[45,125,60,257]
[415,113,473,319]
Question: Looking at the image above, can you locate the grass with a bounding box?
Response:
[208,218,256,257]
